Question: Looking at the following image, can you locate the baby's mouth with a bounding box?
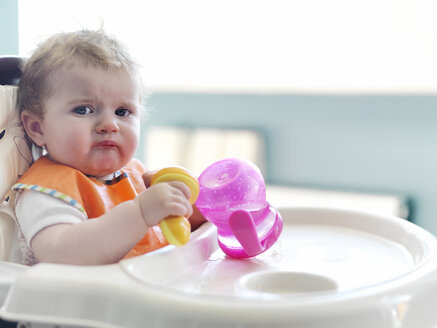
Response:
[94,140,118,148]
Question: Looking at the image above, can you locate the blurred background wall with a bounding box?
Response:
[1,0,437,233]
[141,93,437,232]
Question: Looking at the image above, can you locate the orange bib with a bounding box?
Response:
[14,156,168,259]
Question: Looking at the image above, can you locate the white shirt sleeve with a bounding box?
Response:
[15,190,86,247]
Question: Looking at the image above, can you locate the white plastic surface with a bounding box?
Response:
[1,207,437,328]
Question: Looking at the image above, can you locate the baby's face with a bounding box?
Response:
[37,65,141,177]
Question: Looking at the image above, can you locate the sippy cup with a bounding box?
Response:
[196,158,282,258]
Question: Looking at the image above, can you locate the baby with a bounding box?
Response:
[13,29,204,265]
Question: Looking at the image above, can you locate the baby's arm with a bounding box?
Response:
[30,181,192,265]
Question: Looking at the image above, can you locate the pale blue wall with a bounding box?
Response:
[142,93,437,234]
[0,0,18,55]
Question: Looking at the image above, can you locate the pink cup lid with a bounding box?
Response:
[196,158,267,213]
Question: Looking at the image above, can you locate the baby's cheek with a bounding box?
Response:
[124,132,140,155]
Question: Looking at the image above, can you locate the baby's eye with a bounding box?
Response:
[115,108,131,117]
[74,106,93,115]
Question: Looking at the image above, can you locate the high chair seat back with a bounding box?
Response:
[0,56,32,261]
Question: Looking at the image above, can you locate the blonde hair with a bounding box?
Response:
[18,29,141,117]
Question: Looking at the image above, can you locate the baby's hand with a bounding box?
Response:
[135,181,193,227]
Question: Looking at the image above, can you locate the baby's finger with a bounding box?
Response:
[167,181,192,200]
[168,199,193,218]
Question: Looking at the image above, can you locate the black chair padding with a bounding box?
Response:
[0,56,22,86]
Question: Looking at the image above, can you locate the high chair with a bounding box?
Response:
[0,56,32,263]
[1,56,437,328]
[0,56,30,328]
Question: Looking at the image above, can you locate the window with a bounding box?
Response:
[19,0,437,93]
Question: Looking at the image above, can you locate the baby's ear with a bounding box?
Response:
[20,110,45,147]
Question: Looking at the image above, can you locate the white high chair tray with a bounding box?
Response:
[1,207,437,328]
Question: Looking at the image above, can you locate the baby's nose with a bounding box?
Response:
[96,113,119,133]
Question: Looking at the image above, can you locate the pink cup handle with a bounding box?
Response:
[228,210,263,257]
